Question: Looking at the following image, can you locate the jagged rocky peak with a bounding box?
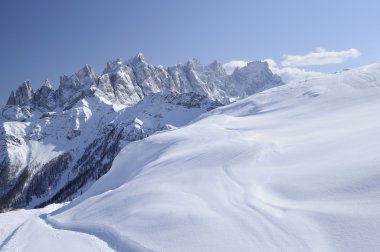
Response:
[35,80,52,96]
[59,64,98,89]
[126,53,164,95]
[232,61,283,95]
[36,80,53,96]
[34,80,57,111]
[6,80,34,106]
[58,64,98,106]
[208,60,225,73]
[129,52,147,64]
[42,79,52,89]
[186,58,203,69]
[6,91,16,106]
[136,52,146,61]
[104,58,124,73]
[77,64,97,79]
[125,53,148,71]
[98,57,143,105]
[246,61,270,71]
[233,61,272,75]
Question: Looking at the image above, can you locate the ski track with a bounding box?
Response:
[42,214,152,252]
[0,221,28,251]
[0,207,115,252]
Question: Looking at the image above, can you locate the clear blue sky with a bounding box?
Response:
[1,0,379,104]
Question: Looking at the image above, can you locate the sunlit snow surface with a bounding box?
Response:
[2,63,380,251]
[0,204,113,251]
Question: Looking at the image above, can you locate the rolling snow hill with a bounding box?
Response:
[1,63,380,251]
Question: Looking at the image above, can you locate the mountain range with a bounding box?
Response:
[0,53,282,211]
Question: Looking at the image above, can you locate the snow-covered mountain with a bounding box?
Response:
[0,53,282,211]
[1,63,380,251]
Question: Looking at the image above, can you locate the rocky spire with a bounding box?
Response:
[232,61,283,95]
[127,53,147,67]
[135,53,146,64]
[103,59,124,74]
[57,64,98,106]
[34,80,57,110]
[208,60,225,73]
[42,79,52,89]
[6,80,34,106]
[6,91,16,106]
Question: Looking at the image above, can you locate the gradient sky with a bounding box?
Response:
[1,0,379,104]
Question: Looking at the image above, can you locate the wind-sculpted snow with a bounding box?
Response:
[36,63,380,251]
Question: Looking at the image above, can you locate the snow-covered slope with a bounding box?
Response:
[0,204,113,251]
[0,54,282,211]
[1,63,377,251]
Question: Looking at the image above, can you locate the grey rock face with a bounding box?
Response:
[6,81,34,106]
[232,61,283,95]
[58,64,98,107]
[99,59,143,105]
[34,80,57,111]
